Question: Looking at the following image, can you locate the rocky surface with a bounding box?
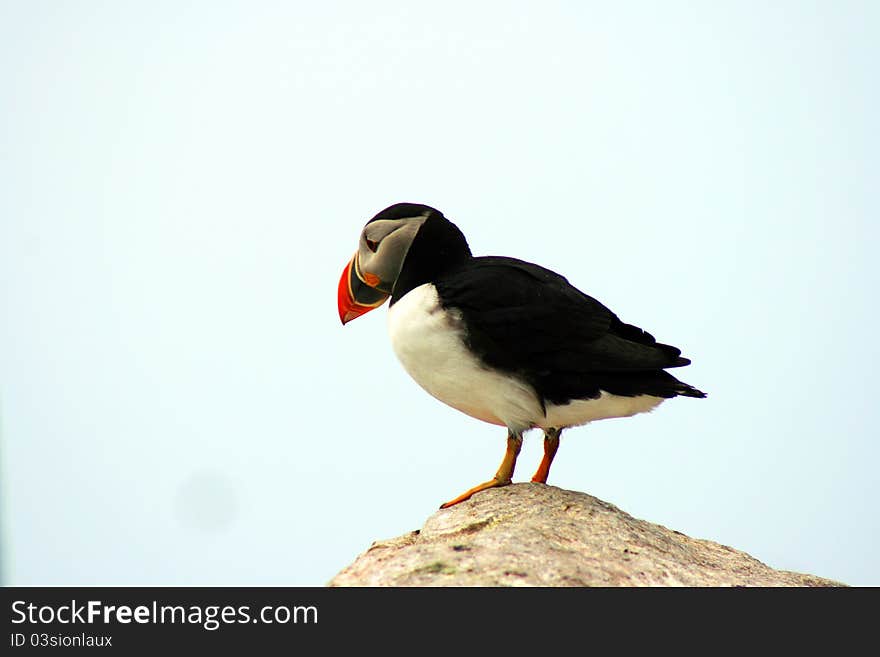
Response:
[329,483,844,587]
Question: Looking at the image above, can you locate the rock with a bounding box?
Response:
[329,483,844,587]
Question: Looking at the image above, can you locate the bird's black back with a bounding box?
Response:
[433,256,705,405]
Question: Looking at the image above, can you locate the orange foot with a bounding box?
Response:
[440,477,512,509]
[439,432,522,509]
[530,428,561,484]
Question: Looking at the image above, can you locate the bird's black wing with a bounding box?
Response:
[434,256,704,404]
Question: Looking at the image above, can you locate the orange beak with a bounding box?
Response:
[337,255,390,324]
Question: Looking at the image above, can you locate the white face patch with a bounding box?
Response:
[357,215,428,292]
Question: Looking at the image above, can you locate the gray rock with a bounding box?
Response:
[329,483,844,587]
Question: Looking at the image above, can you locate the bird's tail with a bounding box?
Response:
[675,382,707,398]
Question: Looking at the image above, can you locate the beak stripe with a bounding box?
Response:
[338,255,390,324]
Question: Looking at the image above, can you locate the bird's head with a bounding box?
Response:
[338,203,470,324]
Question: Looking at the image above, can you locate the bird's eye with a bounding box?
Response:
[365,237,379,253]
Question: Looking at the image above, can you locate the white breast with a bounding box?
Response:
[387,283,666,433]
[387,284,542,433]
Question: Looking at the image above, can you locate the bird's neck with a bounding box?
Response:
[390,213,472,304]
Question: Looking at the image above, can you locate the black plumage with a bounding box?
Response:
[388,207,705,408]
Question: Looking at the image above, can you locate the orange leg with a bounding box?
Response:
[530,428,561,484]
[440,432,523,509]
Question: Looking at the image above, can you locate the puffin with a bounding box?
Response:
[338,203,705,508]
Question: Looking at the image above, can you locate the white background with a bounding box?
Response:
[2,1,877,585]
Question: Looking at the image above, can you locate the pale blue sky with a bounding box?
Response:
[1,1,877,585]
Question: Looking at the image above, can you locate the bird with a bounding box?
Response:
[338,202,705,509]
